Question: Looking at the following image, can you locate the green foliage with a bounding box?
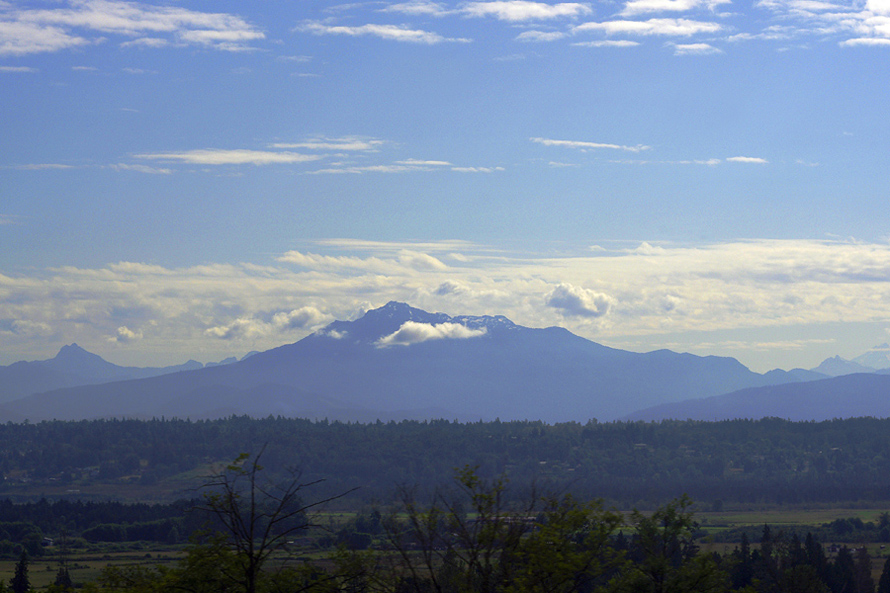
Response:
[5,416,890,507]
[10,550,29,593]
[616,496,728,593]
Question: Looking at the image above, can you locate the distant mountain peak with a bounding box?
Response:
[317,302,517,345]
[54,343,105,363]
[811,355,875,377]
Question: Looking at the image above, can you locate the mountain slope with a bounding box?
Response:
[623,372,890,421]
[0,344,207,403]
[0,302,804,423]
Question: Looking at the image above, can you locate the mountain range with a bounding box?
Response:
[2,302,889,423]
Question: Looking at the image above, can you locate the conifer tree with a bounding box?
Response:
[10,550,29,593]
[877,557,890,593]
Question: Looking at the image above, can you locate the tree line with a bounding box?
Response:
[3,416,890,506]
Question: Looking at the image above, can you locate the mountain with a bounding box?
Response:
[0,302,808,423]
[810,355,876,377]
[0,344,238,404]
[852,343,890,370]
[623,372,890,421]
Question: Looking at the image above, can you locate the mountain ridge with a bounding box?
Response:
[0,302,814,423]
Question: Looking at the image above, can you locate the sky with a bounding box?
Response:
[3,0,890,373]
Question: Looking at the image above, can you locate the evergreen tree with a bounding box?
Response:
[52,567,72,591]
[9,550,29,593]
[877,557,890,593]
[855,548,875,593]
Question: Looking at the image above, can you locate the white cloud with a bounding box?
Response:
[298,21,470,43]
[726,155,768,163]
[0,65,37,72]
[383,1,451,16]
[461,1,593,21]
[112,325,143,343]
[11,239,890,370]
[546,283,614,318]
[205,318,266,340]
[516,29,567,41]
[135,149,322,166]
[451,166,505,172]
[573,39,641,46]
[395,159,453,166]
[109,163,172,174]
[270,137,384,151]
[621,0,731,15]
[574,18,723,36]
[672,41,723,53]
[0,0,264,55]
[120,37,168,48]
[272,306,330,330]
[841,36,890,45]
[276,249,448,274]
[531,137,651,152]
[8,163,75,170]
[375,321,487,347]
[0,20,91,56]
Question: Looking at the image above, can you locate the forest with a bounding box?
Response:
[1,417,890,592]
[1,416,890,507]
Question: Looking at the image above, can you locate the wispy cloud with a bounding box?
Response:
[135,149,322,166]
[109,163,172,174]
[270,137,384,152]
[531,137,651,152]
[573,39,641,46]
[298,21,470,43]
[672,41,723,53]
[461,1,593,21]
[726,155,769,163]
[0,65,37,72]
[574,18,723,36]
[6,163,75,170]
[620,0,731,15]
[516,30,567,41]
[0,0,265,56]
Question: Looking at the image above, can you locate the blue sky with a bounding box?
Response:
[3,0,890,372]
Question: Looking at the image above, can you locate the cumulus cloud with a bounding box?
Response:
[271,306,330,330]
[434,280,469,295]
[531,137,650,152]
[205,318,266,340]
[112,325,143,343]
[375,321,487,347]
[545,283,614,318]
